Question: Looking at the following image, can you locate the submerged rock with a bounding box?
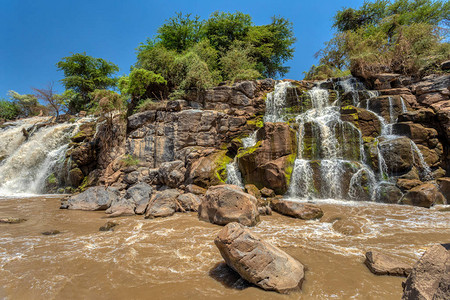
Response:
[402,244,450,300]
[214,222,305,294]
[198,185,259,226]
[364,251,412,277]
[42,230,61,236]
[67,186,120,211]
[271,199,323,220]
[0,217,27,224]
[99,221,118,231]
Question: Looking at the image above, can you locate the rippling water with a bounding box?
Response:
[0,195,449,299]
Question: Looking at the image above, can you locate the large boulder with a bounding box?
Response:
[158,160,186,188]
[364,251,412,277]
[106,182,153,216]
[270,199,323,220]
[237,123,297,194]
[214,222,305,294]
[67,186,119,211]
[378,136,414,175]
[145,189,180,219]
[198,185,259,226]
[176,193,201,212]
[437,177,450,202]
[400,183,446,208]
[402,244,450,300]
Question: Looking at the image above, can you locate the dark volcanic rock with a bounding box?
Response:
[68,186,120,211]
[214,222,305,294]
[198,185,259,226]
[364,251,412,277]
[271,199,323,220]
[402,244,450,300]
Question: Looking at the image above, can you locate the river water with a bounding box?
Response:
[1,195,449,299]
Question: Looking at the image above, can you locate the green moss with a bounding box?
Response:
[47,173,57,185]
[121,154,140,167]
[247,115,264,128]
[69,118,76,123]
[214,152,233,183]
[284,153,297,185]
[236,140,262,159]
[78,176,89,192]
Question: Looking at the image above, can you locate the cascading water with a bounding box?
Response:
[264,81,292,123]
[0,117,89,195]
[225,161,244,188]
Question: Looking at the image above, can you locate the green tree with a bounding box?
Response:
[8,90,46,117]
[220,41,261,81]
[203,11,252,51]
[0,99,20,120]
[157,12,203,52]
[56,53,119,112]
[32,82,67,117]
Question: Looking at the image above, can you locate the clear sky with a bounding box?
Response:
[0,0,364,98]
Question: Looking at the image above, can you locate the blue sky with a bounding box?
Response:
[0,0,364,98]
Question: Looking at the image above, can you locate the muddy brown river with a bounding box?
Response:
[0,195,449,299]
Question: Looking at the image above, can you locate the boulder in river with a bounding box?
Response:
[400,183,446,208]
[176,193,201,212]
[214,222,305,294]
[402,243,450,300]
[270,199,323,220]
[67,186,120,211]
[364,251,412,277]
[0,217,27,224]
[198,185,259,226]
[99,221,118,232]
[145,189,180,219]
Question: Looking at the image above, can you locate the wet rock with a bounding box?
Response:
[396,179,423,191]
[67,186,120,211]
[68,168,84,187]
[400,183,446,208]
[99,221,118,231]
[186,150,231,188]
[374,183,403,204]
[42,230,61,236]
[378,136,414,174]
[0,217,27,224]
[238,123,297,195]
[402,244,450,300]
[245,184,261,199]
[271,199,323,220]
[260,187,275,198]
[214,222,305,294]
[364,251,412,277]
[437,177,450,202]
[176,193,201,212]
[258,206,272,216]
[198,185,259,226]
[145,189,180,219]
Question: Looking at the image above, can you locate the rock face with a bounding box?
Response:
[214,222,305,294]
[237,123,297,194]
[176,193,201,212]
[402,244,450,300]
[364,251,412,277]
[271,199,323,220]
[400,183,446,208]
[198,185,259,226]
[67,186,119,211]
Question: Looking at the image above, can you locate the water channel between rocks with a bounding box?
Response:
[1,195,449,299]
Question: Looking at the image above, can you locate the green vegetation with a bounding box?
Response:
[0,99,20,120]
[305,0,450,80]
[135,12,295,99]
[56,52,119,113]
[121,154,140,167]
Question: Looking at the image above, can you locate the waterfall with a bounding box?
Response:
[410,141,433,181]
[0,118,88,195]
[288,159,314,198]
[225,161,244,188]
[242,131,257,148]
[264,81,292,123]
[400,97,408,113]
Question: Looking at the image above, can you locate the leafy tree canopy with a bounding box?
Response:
[56,52,119,112]
[135,11,296,99]
[306,0,450,80]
